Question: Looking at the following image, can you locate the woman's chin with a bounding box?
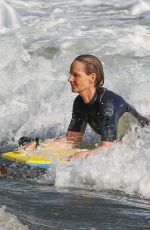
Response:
[71,87,78,93]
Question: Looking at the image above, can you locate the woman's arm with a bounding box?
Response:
[69,141,113,159]
[43,131,84,150]
[23,131,84,151]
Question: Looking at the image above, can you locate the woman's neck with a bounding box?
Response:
[79,87,96,104]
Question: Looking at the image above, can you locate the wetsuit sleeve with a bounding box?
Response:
[68,97,87,133]
[127,104,149,127]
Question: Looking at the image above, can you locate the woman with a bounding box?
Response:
[22,54,149,158]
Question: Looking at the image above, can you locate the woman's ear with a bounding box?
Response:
[89,73,96,83]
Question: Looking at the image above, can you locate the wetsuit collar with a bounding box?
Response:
[87,87,106,105]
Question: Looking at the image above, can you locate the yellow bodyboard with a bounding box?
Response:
[2,147,76,168]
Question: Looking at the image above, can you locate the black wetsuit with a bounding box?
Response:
[68,88,149,141]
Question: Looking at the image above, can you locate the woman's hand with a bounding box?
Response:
[22,141,36,151]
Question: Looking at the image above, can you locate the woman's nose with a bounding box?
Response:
[68,74,74,82]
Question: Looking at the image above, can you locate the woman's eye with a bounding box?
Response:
[74,74,80,78]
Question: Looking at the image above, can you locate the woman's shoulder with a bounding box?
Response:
[102,88,125,102]
[97,88,127,109]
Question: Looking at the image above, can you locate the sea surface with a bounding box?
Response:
[0,0,150,229]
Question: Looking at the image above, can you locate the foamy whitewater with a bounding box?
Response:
[0,0,150,229]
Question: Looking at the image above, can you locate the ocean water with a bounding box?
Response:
[0,0,150,229]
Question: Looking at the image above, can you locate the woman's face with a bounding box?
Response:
[68,60,95,94]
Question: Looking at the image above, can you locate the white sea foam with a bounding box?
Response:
[0,206,29,230]
[130,0,150,15]
[0,0,21,31]
[55,126,150,198]
[0,35,74,144]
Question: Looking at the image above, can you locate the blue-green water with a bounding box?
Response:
[0,176,150,230]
